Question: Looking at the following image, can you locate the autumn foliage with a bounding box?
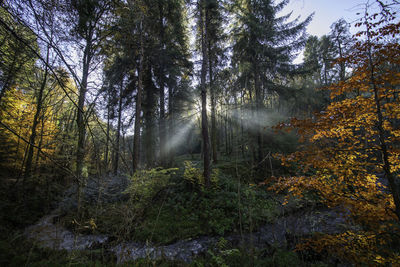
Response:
[271,8,400,265]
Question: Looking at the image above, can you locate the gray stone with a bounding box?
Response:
[25,213,108,250]
[58,173,129,213]
[25,205,354,263]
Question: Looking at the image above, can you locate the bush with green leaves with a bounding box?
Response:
[125,168,178,202]
[183,161,219,189]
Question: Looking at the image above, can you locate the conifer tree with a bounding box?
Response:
[232,0,312,164]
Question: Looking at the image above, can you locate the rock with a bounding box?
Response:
[25,213,108,250]
[112,237,216,263]
[26,200,356,264]
[58,173,129,213]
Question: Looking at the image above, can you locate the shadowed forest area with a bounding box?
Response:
[1,0,400,266]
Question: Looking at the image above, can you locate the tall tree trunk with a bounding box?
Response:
[113,83,123,175]
[337,40,345,81]
[143,65,155,167]
[133,21,144,173]
[33,113,45,174]
[254,68,263,164]
[105,94,110,172]
[158,1,167,166]
[168,82,175,165]
[323,59,329,86]
[199,0,211,186]
[367,28,400,220]
[208,38,217,163]
[76,36,92,214]
[24,48,49,181]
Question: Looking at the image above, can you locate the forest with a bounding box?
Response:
[1,0,400,266]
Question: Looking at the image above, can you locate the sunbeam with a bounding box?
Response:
[165,115,198,153]
[227,108,287,131]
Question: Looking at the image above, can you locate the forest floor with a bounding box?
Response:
[1,155,354,266]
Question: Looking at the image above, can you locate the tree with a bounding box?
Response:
[330,19,352,82]
[205,0,227,164]
[271,5,400,264]
[197,0,211,186]
[0,7,36,103]
[132,14,144,173]
[66,0,113,212]
[231,0,312,165]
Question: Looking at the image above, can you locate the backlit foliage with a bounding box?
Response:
[0,88,58,170]
[270,8,400,265]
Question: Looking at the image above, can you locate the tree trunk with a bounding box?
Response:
[158,1,167,166]
[254,68,263,164]
[133,21,144,173]
[209,37,217,163]
[143,65,155,167]
[113,83,123,175]
[199,0,211,186]
[76,36,92,214]
[337,38,345,81]
[33,113,45,174]
[24,48,49,181]
[367,28,400,220]
[168,81,175,165]
[105,94,110,173]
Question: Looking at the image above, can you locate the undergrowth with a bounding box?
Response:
[62,160,279,245]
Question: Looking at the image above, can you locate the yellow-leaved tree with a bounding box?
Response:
[271,4,400,265]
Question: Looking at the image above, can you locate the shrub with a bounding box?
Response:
[125,168,178,202]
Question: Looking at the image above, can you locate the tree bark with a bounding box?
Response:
[76,35,92,214]
[158,1,167,166]
[208,36,217,163]
[168,81,175,165]
[113,82,123,175]
[24,47,49,181]
[254,67,263,164]
[199,0,211,186]
[367,27,400,220]
[105,94,110,172]
[133,20,144,173]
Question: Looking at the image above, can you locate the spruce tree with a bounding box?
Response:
[231,0,312,164]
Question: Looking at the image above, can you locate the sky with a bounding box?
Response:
[283,0,366,37]
[281,0,367,63]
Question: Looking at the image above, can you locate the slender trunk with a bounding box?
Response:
[337,39,345,81]
[168,82,175,165]
[159,77,166,165]
[158,2,167,166]
[113,83,123,175]
[14,120,23,170]
[105,95,110,172]
[366,28,400,220]
[76,35,92,214]
[34,113,45,174]
[199,0,211,186]
[225,107,228,155]
[241,90,245,158]
[254,68,263,164]
[209,38,217,163]
[24,57,49,180]
[133,21,144,173]
[143,65,155,167]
